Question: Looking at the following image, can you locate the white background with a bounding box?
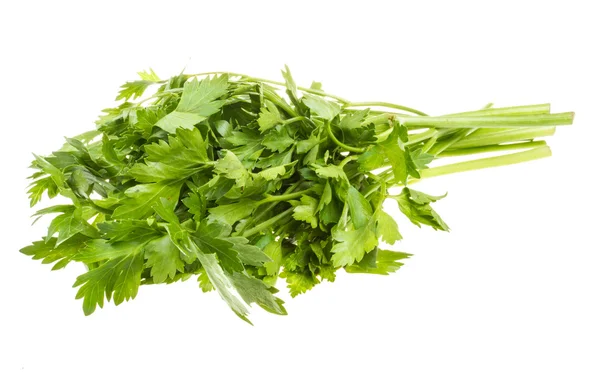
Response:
[1,0,598,380]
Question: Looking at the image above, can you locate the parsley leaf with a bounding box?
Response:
[392,188,449,231]
[129,128,210,182]
[377,210,403,244]
[112,181,183,219]
[144,235,185,283]
[303,94,341,120]
[331,222,379,267]
[208,199,258,226]
[290,195,319,228]
[156,75,228,133]
[346,248,412,275]
[380,125,419,185]
[258,100,283,132]
[116,80,157,101]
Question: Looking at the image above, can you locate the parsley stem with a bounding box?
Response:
[427,128,475,156]
[338,155,358,168]
[421,134,438,153]
[441,103,551,117]
[400,112,574,128]
[364,113,400,126]
[438,140,548,157]
[449,126,555,149]
[281,116,305,125]
[325,121,366,153]
[419,146,552,179]
[241,208,294,238]
[427,103,496,154]
[236,182,303,236]
[345,102,428,116]
[260,190,309,204]
[407,128,438,145]
[365,109,413,117]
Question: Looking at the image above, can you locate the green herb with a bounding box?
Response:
[20,66,574,323]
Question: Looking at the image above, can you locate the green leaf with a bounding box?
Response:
[74,252,144,315]
[167,228,250,322]
[262,127,295,153]
[74,232,160,263]
[33,154,65,187]
[135,108,166,135]
[214,150,249,187]
[380,127,419,185]
[155,111,206,134]
[129,128,210,182]
[192,221,244,273]
[144,235,184,283]
[101,135,126,171]
[257,165,286,181]
[340,109,369,130]
[229,272,286,315]
[225,237,272,267]
[313,164,347,182]
[317,181,332,212]
[27,176,58,207]
[392,188,449,231]
[137,68,160,82]
[406,188,447,204]
[281,65,298,103]
[198,268,214,292]
[290,195,319,228]
[257,147,294,169]
[182,190,206,219]
[303,94,341,120]
[20,234,90,270]
[263,240,283,276]
[112,181,182,220]
[155,74,229,133]
[320,196,342,225]
[207,199,258,226]
[200,252,250,322]
[346,248,412,275]
[32,204,74,218]
[282,270,317,297]
[346,186,373,229]
[116,80,155,101]
[98,219,159,242]
[296,134,320,154]
[46,209,99,247]
[331,223,379,267]
[411,147,434,169]
[377,211,403,244]
[176,75,229,115]
[72,229,159,314]
[151,197,181,225]
[357,146,385,172]
[258,100,283,132]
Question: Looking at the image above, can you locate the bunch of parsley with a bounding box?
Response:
[20,67,573,322]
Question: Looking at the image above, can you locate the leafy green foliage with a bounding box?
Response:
[144,235,185,283]
[128,127,210,182]
[346,248,412,275]
[22,66,571,322]
[156,75,229,133]
[392,188,449,231]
